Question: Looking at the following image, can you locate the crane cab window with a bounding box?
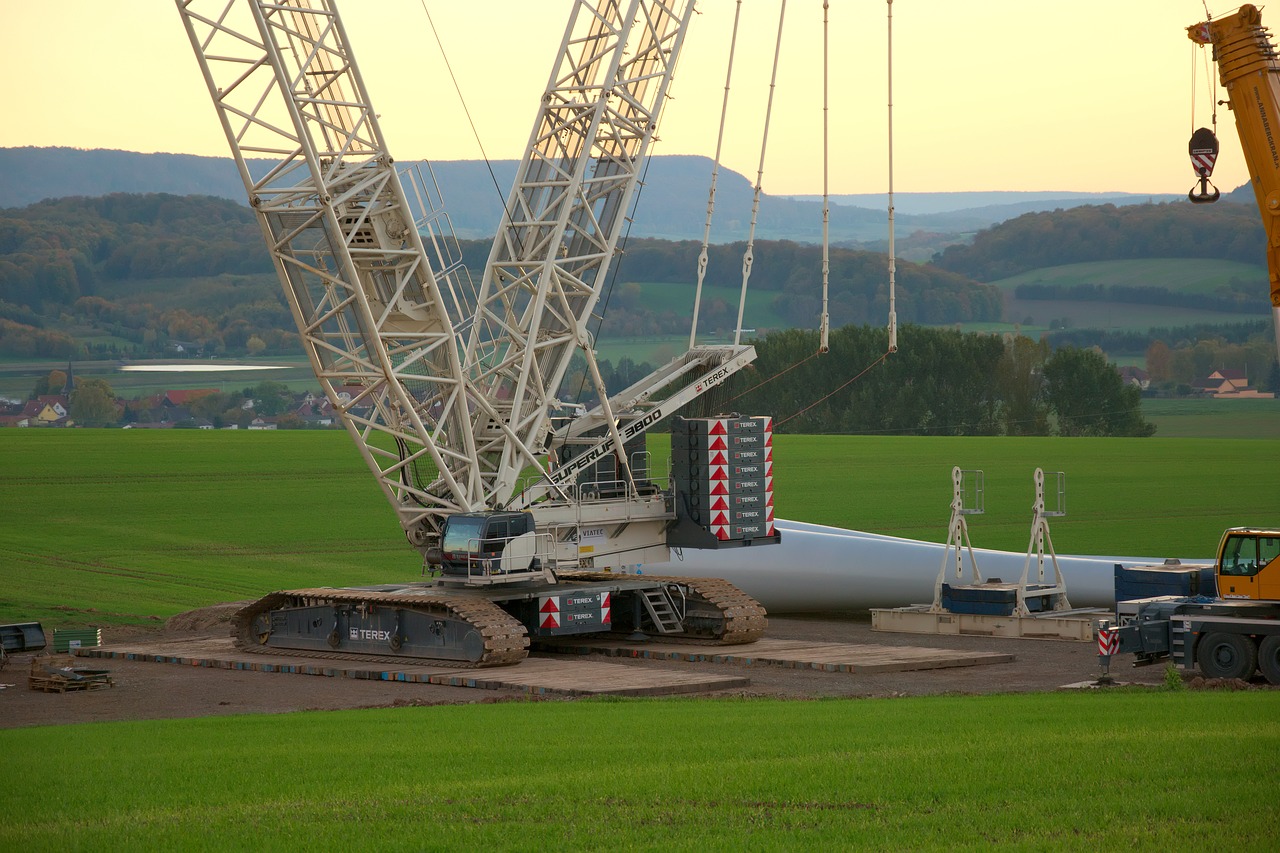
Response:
[1222,534,1263,576]
[1261,536,1280,571]
[442,516,489,559]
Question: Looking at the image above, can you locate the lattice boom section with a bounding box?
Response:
[465,0,694,508]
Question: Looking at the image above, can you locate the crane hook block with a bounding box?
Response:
[1188,127,1221,204]
[1188,127,1219,177]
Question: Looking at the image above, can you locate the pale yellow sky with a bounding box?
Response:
[0,0,1252,196]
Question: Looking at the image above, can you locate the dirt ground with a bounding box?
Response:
[0,608,1260,730]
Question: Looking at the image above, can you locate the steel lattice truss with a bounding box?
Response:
[466,0,694,506]
[177,0,483,545]
[177,0,755,562]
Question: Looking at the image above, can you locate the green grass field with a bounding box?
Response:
[618,280,790,329]
[985,258,1269,334]
[0,357,317,402]
[1142,397,1280,439]
[2,692,1276,850]
[988,259,1267,296]
[3,430,1278,628]
[3,430,1278,850]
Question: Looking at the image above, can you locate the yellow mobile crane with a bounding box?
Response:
[1100,528,1280,683]
[1093,8,1280,684]
[1189,4,1280,362]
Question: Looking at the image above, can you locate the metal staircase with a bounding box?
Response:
[639,587,683,634]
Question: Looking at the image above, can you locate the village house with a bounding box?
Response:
[1194,369,1274,399]
[1118,365,1150,391]
[10,395,72,427]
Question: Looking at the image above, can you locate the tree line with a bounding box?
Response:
[22,323,1157,438]
[686,324,1154,437]
[457,237,1003,333]
[3,193,1271,386]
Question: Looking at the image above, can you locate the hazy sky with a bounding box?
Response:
[0,1,1252,196]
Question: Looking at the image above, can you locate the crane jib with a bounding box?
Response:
[543,353,750,490]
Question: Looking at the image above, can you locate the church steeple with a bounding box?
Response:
[62,360,74,395]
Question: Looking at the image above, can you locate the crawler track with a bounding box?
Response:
[229,573,764,670]
[231,588,529,668]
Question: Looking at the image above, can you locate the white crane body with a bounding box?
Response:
[176,0,771,664]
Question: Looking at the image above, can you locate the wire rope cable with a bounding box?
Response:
[417,2,516,223]
[734,0,788,348]
[690,0,743,350]
[886,0,898,353]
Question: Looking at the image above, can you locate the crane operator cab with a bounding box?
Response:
[1216,528,1280,600]
[427,511,548,583]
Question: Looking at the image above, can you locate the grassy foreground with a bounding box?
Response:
[3,429,1279,627]
[2,692,1277,850]
[2,431,1278,850]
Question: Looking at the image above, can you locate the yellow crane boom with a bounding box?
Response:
[1190,4,1280,361]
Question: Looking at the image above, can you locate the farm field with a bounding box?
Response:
[3,431,1277,850]
[988,259,1267,296]
[1142,397,1280,439]
[0,357,316,402]
[984,258,1270,335]
[1,692,1275,850]
[3,429,1278,629]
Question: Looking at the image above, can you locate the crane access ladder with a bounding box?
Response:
[638,586,685,635]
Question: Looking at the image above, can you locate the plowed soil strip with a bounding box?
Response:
[76,639,749,697]
[536,637,1016,673]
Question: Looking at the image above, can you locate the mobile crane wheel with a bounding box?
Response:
[1195,632,1258,680]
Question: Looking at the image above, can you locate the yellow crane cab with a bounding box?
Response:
[1216,527,1280,601]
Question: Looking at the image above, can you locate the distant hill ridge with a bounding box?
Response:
[0,146,1247,245]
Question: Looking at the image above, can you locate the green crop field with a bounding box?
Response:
[3,430,1278,628]
[0,357,317,402]
[988,259,1267,296]
[617,280,791,330]
[2,692,1276,850]
[985,258,1270,334]
[1142,397,1280,439]
[3,429,1278,850]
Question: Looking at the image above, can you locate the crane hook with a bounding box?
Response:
[1188,126,1220,204]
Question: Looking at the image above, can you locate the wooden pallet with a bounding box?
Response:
[28,657,114,693]
[28,674,114,693]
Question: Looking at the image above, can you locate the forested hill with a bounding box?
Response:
[0,148,890,244]
[0,193,270,310]
[3,147,1242,247]
[931,200,1263,282]
[0,193,1000,360]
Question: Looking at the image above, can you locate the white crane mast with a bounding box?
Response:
[466,0,695,508]
[178,0,760,570]
[177,0,486,552]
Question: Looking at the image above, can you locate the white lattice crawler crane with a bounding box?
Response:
[175,0,774,666]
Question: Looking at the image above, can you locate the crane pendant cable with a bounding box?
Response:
[720,0,900,427]
[690,0,743,350]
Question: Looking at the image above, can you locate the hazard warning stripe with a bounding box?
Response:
[1191,153,1216,174]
